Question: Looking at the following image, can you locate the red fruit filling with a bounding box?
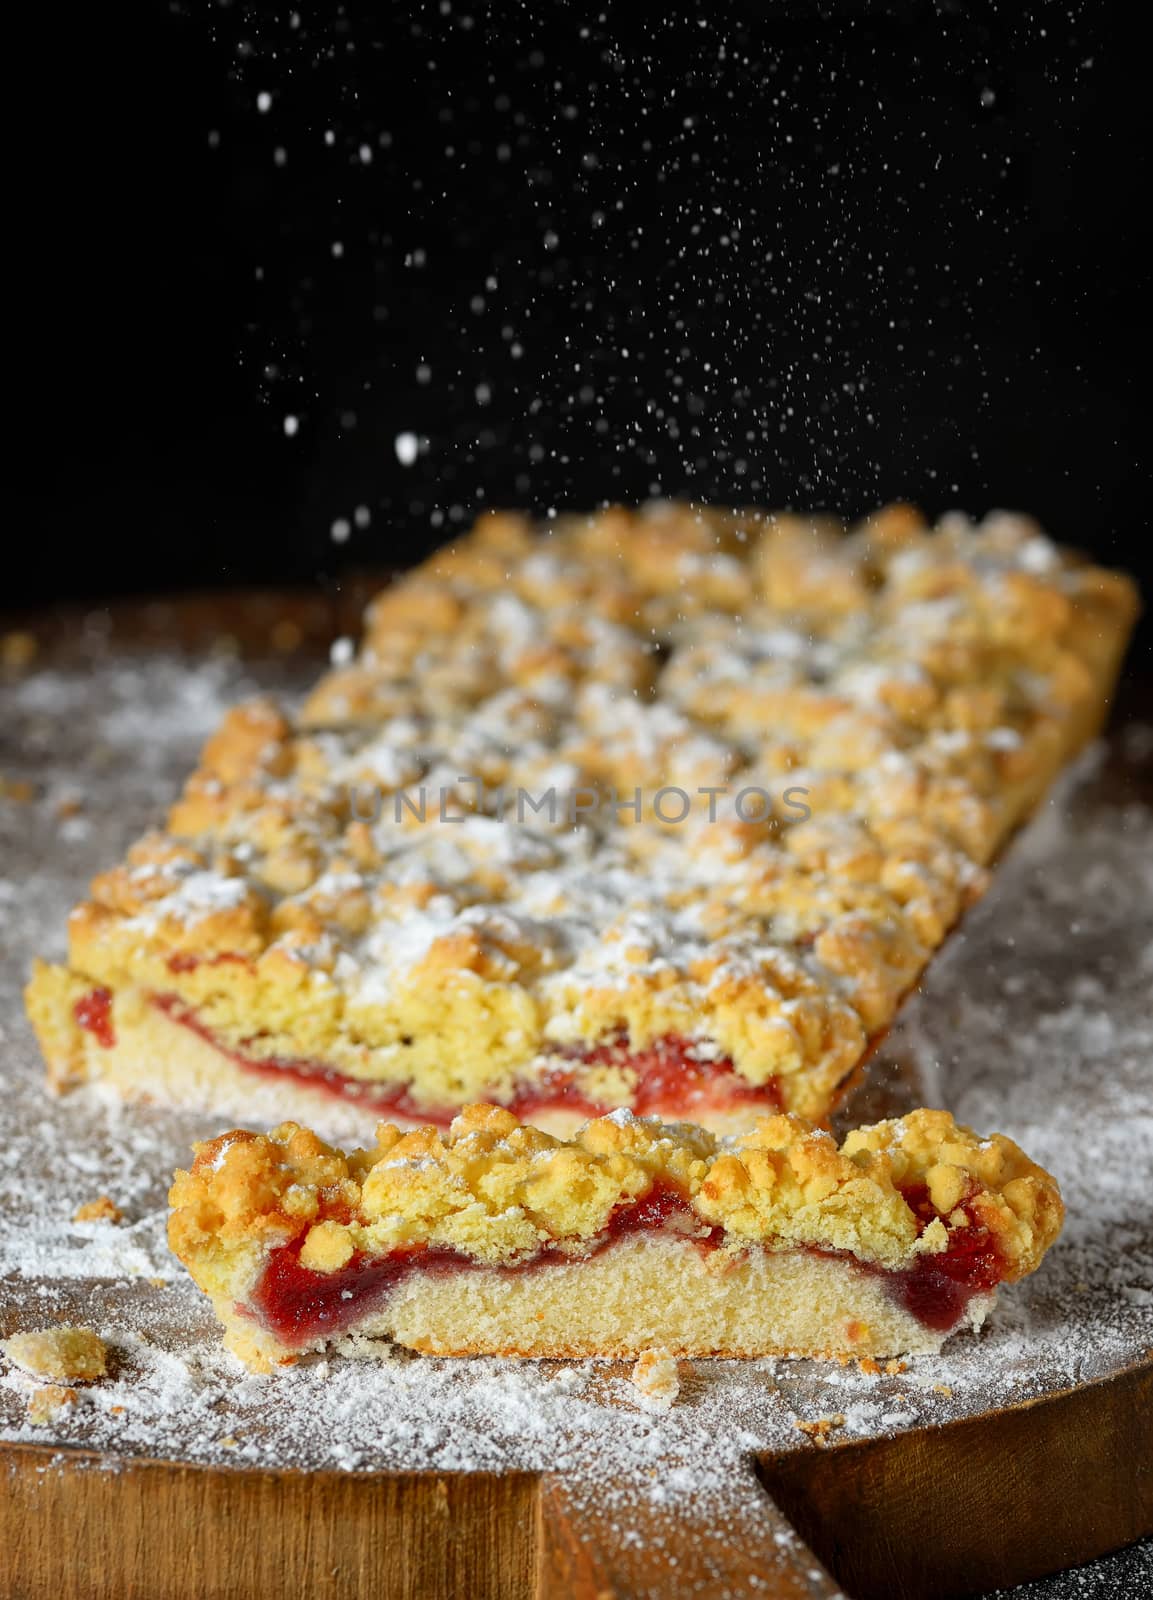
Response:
[509,1034,783,1121]
[886,1182,1005,1332]
[154,995,443,1121]
[246,1176,1007,1349]
[249,1179,718,1347]
[153,994,781,1125]
[74,987,116,1049]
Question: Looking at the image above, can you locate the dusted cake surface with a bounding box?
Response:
[27,503,1139,1127]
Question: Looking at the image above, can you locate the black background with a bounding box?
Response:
[9,0,1151,658]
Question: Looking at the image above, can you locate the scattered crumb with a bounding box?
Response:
[1,631,37,669]
[109,1405,126,1416]
[149,1277,167,1290]
[630,1349,681,1412]
[27,1385,79,1425]
[219,1435,239,1449]
[933,1384,953,1398]
[857,1357,881,1376]
[270,620,303,653]
[55,795,85,820]
[73,1195,123,1225]
[0,776,35,803]
[885,1359,907,1375]
[793,1414,846,1444]
[2,1326,108,1382]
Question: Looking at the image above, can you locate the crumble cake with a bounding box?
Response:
[28,504,1137,1132]
[167,1105,1064,1369]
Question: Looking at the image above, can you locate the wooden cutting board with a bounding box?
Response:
[1,593,1150,1599]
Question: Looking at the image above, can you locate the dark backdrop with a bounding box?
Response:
[9,0,1151,657]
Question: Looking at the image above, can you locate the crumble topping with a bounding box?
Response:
[168,1104,1062,1277]
[2,1326,108,1382]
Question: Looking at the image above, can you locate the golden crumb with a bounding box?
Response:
[885,1359,908,1375]
[3,1326,107,1382]
[933,1383,953,1397]
[0,776,35,803]
[27,1385,78,1425]
[630,1349,681,1411]
[1,631,38,669]
[270,619,304,653]
[794,1414,846,1444]
[73,1194,123,1225]
[857,1356,881,1376]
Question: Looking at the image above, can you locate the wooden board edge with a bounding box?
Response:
[757,1352,1153,1600]
[0,1438,845,1600]
[0,1447,541,1600]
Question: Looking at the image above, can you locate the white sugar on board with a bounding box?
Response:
[0,646,1150,1514]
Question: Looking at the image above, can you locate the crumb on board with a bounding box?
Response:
[854,1356,907,1378]
[73,1195,123,1225]
[27,1385,79,1425]
[630,1349,680,1412]
[933,1383,954,1397]
[270,619,304,653]
[2,1326,108,1382]
[0,631,38,669]
[0,776,35,803]
[793,1414,846,1444]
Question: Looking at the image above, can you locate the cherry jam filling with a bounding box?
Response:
[885,1181,1005,1333]
[510,1034,784,1121]
[250,1240,464,1345]
[249,1179,718,1347]
[153,994,781,1124]
[154,995,444,1121]
[246,1176,1005,1347]
[74,987,116,1049]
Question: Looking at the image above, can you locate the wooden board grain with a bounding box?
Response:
[4,1356,1150,1600]
[0,1449,540,1600]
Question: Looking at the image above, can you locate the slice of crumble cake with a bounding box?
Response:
[167,1105,1064,1369]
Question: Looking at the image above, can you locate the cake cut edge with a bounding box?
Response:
[168,1104,1064,1371]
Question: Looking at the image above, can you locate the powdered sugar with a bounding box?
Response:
[1,645,1151,1525]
